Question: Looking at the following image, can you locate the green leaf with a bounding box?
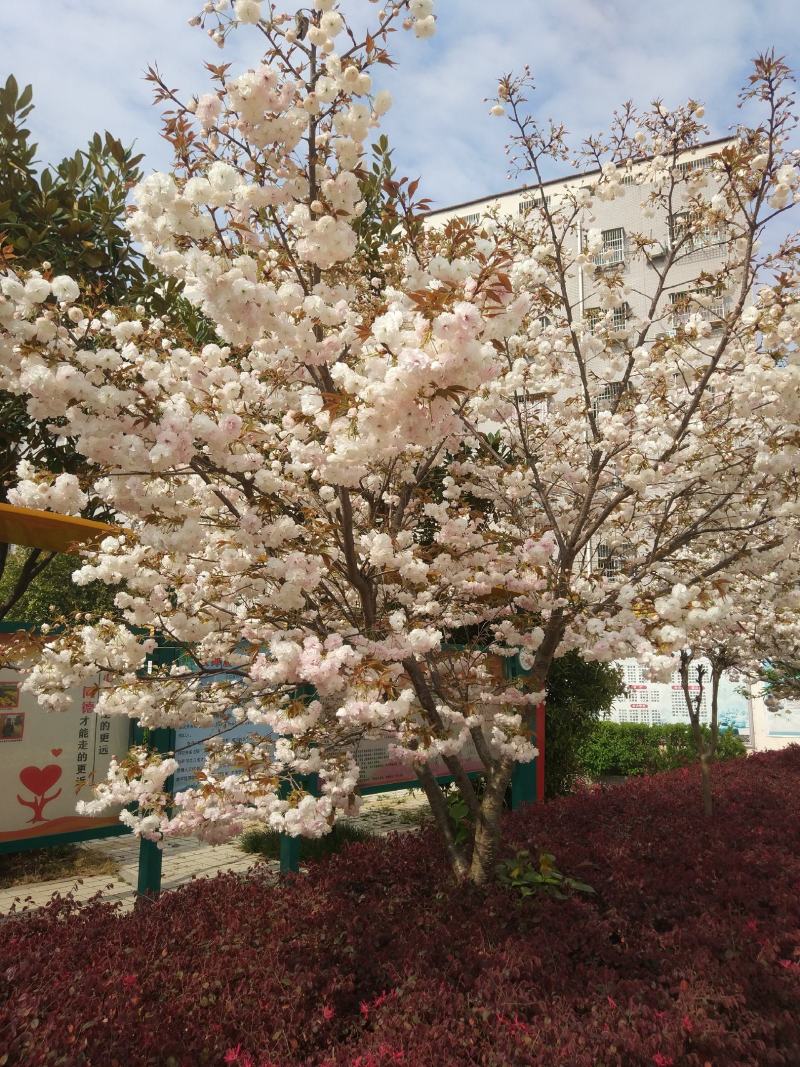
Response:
[565,879,596,894]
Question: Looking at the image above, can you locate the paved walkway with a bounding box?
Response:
[0,788,430,916]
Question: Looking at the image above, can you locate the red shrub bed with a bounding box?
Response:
[2,749,800,1067]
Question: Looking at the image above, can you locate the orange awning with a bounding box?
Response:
[0,503,116,554]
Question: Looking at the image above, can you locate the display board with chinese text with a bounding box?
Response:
[0,644,131,846]
[609,658,751,733]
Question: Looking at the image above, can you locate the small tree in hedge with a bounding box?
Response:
[678,651,729,817]
[677,558,800,815]
[544,652,624,796]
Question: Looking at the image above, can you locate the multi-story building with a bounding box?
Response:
[427,139,758,738]
[426,136,735,344]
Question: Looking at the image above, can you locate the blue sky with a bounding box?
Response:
[1,1,798,210]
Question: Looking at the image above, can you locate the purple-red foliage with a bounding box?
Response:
[2,749,800,1067]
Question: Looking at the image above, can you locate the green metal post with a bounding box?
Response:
[279,832,301,875]
[276,698,317,877]
[507,654,538,810]
[136,837,164,901]
[133,725,175,905]
[277,770,318,876]
[510,758,537,810]
[278,772,300,875]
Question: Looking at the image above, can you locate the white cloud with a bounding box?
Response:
[1,0,797,209]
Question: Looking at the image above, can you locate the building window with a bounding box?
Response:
[460,212,481,226]
[669,288,727,329]
[585,304,629,333]
[673,156,716,177]
[596,541,633,578]
[669,210,726,255]
[592,227,626,267]
[519,195,551,214]
[591,380,626,415]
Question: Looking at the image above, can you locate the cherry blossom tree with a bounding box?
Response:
[676,547,800,815]
[0,4,798,885]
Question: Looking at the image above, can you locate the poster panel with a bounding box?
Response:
[172,650,509,794]
[610,658,751,733]
[172,657,275,794]
[766,697,800,737]
[352,649,506,788]
[0,650,131,846]
[173,720,484,794]
[351,735,484,789]
[173,715,276,794]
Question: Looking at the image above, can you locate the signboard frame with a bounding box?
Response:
[0,622,136,856]
[0,627,545,886]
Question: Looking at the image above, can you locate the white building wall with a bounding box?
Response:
[426,138,735,334]
[608,657,753,740]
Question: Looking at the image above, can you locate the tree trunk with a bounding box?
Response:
[699,751,713,817]
[413,761,469,880]
[465,634,559,885]
[698,659,725,818]
[679,651,713,817]
[468,759,513,885]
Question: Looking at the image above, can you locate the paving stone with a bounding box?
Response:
[1,788,430,916]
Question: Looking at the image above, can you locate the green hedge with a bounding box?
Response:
[239,821,373,863]
[577,721,747,779]
[544,653,626,797]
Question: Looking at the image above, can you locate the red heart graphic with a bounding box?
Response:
[19,764,62,796]
[51,748,63,757]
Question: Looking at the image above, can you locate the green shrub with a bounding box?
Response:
[239,820,373,863]
[544,653,626,796]
[577,721,746,779]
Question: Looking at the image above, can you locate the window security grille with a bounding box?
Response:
[591,380,625,415]
[596,541,633,578]
[669,289,727,328]
[593,227,626,267]
[673,156,716,177]
[585,305,629,333]
[669,211,726,255]
[518,195,551,214]
[460,212,481,226]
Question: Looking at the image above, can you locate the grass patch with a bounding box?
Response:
[0,845,119,890]
[239,820,373,863]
